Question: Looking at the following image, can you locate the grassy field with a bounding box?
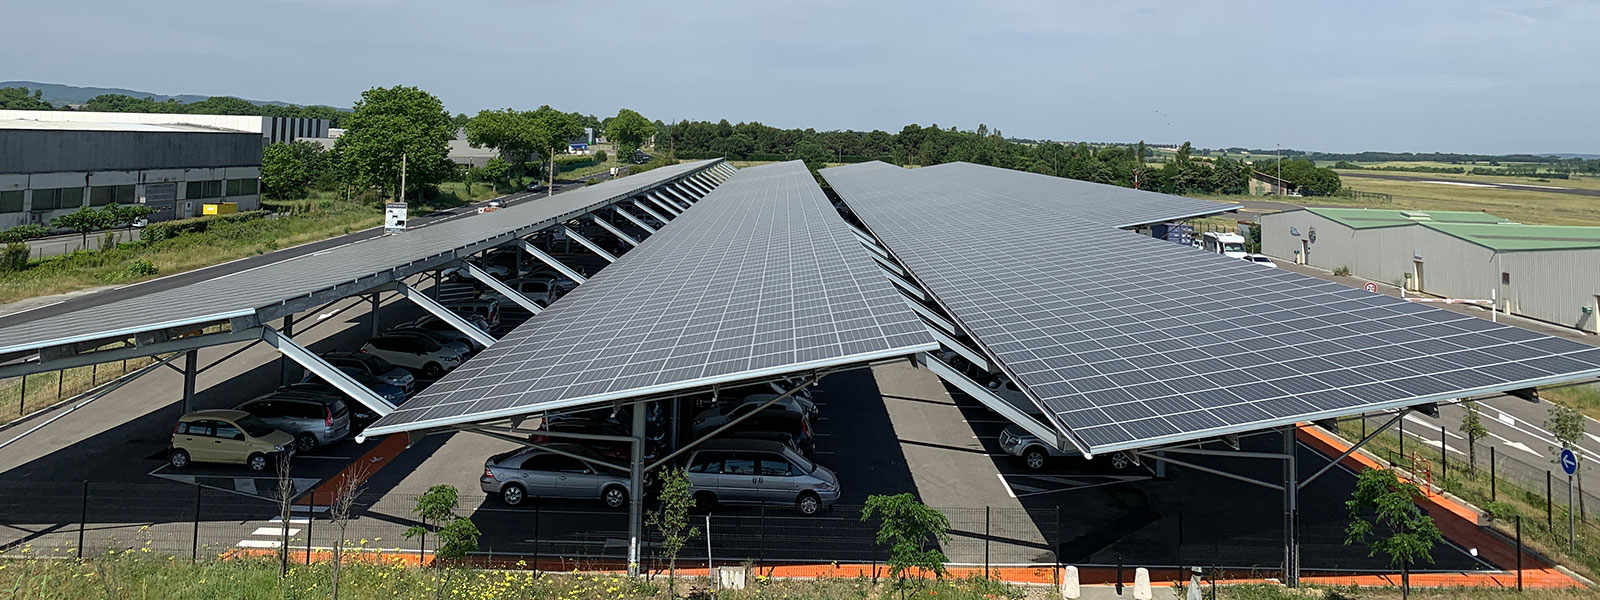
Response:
[1234,170,1600,226]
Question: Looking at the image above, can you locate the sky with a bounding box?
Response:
[3,0,1597,155]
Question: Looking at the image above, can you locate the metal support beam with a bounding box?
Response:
[561,226,618,263]
[881,267,930,301]
[1133,450,1284,491]
[925,326,992,372]
[1284,427,1299,587]
[901,297,958,338]
[627,399,646,576]
[633,199,671,226]
[0,352,183,452]
[668,184,701,204]
[467,428,630,473]
[690,174,718,192]
[1300,411,1405,488]
[394,283,498,348]
[260,327,396,415]
[590,214,640,247]
[920,352,1064,451]
[648,192,682,216]
[279,317,295,385]
[614,207,656,234]
[518,240,588,284]
[0,328,262,380]
[645,374,823,472]
[869,251,907,277]
[855,233,892,260]
[182,350,197,414]
[369,293,381,338]
[464,262,543,315]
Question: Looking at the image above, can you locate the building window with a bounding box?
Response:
[226,178,259,196]
[89,184,134,206]
[186,180,223,199]
[0,191,22,213]
[29,187,84,212]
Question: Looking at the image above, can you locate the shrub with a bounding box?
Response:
[143,210,267,243]
[1333,265,1351,276]
[123,258,158,278]
[1,242,27,271]
[594,150,608,163]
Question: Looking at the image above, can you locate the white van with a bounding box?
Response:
[1201,231,1247,259]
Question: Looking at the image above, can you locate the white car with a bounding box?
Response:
[359,336,462,379]
[482,277,565,307]
[1244,254,1278,268]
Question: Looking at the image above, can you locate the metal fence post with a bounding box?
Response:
[1548,471,1554,528]
[17,374,24,417]
[192,485,202,563]
[77,480,87,559]
[305,491,314,565]
[533,501,541,573]
[1491,447,1497,501]
[57,369,63,401]
[1440,425,1447,474]
[758,504,766,571]
[984,506,991,579]
[1516,515,1523,591]
[1178,510,1185,550]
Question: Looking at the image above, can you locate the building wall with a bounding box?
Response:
[0,111,330,145]
[1,129,262,173]
[1500,247,1600,333]
[1261,211,1417,283]
[0,167,260,229]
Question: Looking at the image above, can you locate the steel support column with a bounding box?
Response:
[688,174,717,193]
[627,404,646,576]
[561,226,618,263]
[590,215,640,247]
[517,240,588,284]
[667,184,700,205]
[615,207,656,234]
[1284,427,1300,587]
[684,176,714,195]
[393,283,498,348]
[369,293,381,338]
[633,200,671,226]
[647,193,682,216]
[182,350,198,414]
[464,263,543,315]
[279,317,295,385]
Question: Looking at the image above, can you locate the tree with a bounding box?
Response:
[1548,403,1585,516]
[326,465,371,600]
[404,485,479,599]
[82,93,175,113]
[1344,468,1444,599]
[50,207,112,249]
[594,150,608,164]
[0,224,49,244]
[479,158,510,189]
[261,141,330,199]
[103,204,154,236]
[0,87,54,110]
[860,493,950,590]
[1460,400,1488,471]
[606,109,656,164]
[645,467,698,596]
[794,140,830,175]
[334,86,455,201]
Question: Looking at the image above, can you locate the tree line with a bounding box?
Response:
[0,86,347,126]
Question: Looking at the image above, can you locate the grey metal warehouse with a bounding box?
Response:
[1261,207,1600,333]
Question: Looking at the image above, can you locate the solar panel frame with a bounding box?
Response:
[360,161,937,437]
[823,161,1600,456]
[0,160,724,355]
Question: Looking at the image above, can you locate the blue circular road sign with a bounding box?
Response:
[1561,448,1579,475]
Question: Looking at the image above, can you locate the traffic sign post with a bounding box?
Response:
[1561,448,1577,551]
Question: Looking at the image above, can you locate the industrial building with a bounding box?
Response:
[1261,207,1600,333]
[0,117,263,228]
[0,110,328,145]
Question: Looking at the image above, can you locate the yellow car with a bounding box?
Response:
[169,409,294,472]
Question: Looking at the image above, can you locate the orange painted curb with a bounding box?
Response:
[295,434,408,505]
[1298,425,1580,588]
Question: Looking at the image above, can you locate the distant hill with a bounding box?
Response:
[0,80,297,108]
[1544,153,1600,160]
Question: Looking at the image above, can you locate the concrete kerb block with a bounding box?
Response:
[1059,566,1080,599]
[1133,567,1152,600]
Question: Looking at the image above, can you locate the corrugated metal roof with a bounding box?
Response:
[1305,207,1512,229]
[0,119,236,133]
[1422,222,1600,252]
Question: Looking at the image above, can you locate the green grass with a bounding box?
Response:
[0,552,1024,600]
[1216,583,1591,599]
[1541,385,1600,421]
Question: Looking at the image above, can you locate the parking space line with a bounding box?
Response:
[995,473,1016,499]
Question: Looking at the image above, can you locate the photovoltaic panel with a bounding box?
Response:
[362,161,937,436]
[822,161,1600,455]
[0,160,722,355]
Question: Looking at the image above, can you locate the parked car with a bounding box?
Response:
[997,424,1130,471]
[298,367,409,404]
[169,410,293,472]
[696,394,815,430]
[1244,254,1278,268]
[716,430,804,454]
[360,336,462,379]
[545,403,665,444]
[235,392,351,452]
[283,377,404,431]
[480,444,631,508]
[682,440,839,515]
[526,419,659,463]
[442,259,512,283]
[400,316,489,350]
[319,352,415,392]
[385,328,472,359]
[523,270,578,294]
[689,405,814,456]
[446,298,502,329]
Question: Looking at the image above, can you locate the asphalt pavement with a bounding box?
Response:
[1340,171,1600,198]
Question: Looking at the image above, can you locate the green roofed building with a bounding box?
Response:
[1261,207,1600,333]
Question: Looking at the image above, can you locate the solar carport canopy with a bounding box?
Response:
[0,160,720,355]
[362,160,937,436]
[822,161,1600,456]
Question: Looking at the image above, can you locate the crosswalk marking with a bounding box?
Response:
[252,527,300,536]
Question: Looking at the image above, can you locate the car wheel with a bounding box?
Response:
[295,433,319,453]
[797,492,821,516]
[1110,453,1130,470]
[501,484,526,506]
[247,453,269,472]
[692,491,717,513]
[422,362,444,379]
[169,449,191,469]
[1024,447,1048,471]
[602,486,628,509]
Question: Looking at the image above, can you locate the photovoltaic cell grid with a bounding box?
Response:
[0,160,720,355]
[363,161,936,436]
[822,161,1600,454]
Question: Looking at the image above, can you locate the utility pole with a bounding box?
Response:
[1276,144,1283,197]
[399,153,407,203]
[548,150,555,197]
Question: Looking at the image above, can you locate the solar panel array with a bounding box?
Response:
[0,160,722,355]
[822,161,1600,454]
[363,161,937,436]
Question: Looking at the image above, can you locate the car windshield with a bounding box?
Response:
[784,448,815,473]
[235,415,276,438]
[1252,256,1273,263]
[1223,242,1245,253]
[364,355,397,372]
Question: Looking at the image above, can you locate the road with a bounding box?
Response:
[1340,171,1600,198]
[0,175,606,329]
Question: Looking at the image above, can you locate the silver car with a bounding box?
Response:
[998,424,1129,471]
[480,444,631,508]
[235,393,351,452]
[683,440,839,515]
